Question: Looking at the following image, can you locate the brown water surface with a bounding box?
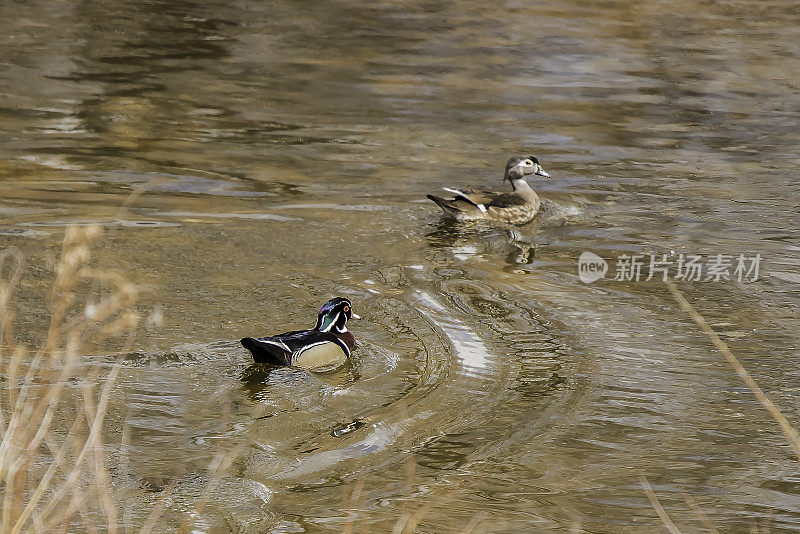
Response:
[2,0,800,531]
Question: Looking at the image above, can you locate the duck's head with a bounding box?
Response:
[313,297,360,333]
[504,155,550,181]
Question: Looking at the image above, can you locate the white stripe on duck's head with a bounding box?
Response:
[314,297,360,333]
[504,155,550,181]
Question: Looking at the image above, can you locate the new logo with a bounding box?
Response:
[578,251,608,283]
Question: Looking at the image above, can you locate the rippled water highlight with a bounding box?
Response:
[2,0,800,531]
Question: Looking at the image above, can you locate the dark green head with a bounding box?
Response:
[314,297,360,333]
[504,155,550,181]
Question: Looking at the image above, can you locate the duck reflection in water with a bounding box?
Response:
[239,361,358,403]
[426,219,538,267]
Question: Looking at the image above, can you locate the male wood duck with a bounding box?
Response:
[427,155,550,225]
[240,297,359,372]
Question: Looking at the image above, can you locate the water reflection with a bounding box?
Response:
[239,361,359,404]
[427,221,538,267]
[1,0,799,531]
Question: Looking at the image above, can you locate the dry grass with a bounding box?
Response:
[0,225,235,533]
[667,281,800,462]
[3,227,795,533]
[0,225,140,533]
[636,281,798,533]
[639,476,683,534]
[334,280,799,533]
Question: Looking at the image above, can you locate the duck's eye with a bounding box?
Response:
[344,305,350,312]
[523,160,533,166]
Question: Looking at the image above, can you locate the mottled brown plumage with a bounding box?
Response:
[427,155,549,225]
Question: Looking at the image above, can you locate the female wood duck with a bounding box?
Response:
[427,155,550,224]
[240,297,359,371]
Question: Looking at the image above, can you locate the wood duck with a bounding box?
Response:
[240,297,359,371]
[427,155,550,225]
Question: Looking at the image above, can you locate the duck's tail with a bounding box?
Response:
[240,337,291,365]
[427,194,461,218]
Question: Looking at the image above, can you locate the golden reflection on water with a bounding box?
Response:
[1,0,800,531]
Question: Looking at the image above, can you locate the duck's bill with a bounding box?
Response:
[535,168,550,177]
[350,312,361,320]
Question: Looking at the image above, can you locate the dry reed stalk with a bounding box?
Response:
[459,512,486,534]
[176,444,243,534]
[138,479,179,534]
[340,477,366,534]
[665,280,800,462]
[2,223,239,532]
[638,281,800,533]
[390,490,455,534]
[640,476,683,534]
[391,512,411,534]
[0,225,138,533]
[682,494,719,534]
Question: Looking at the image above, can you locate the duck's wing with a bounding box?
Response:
[241,329,349,367]
[483,192,527,208]
[241,333,293,365]
[279,330,347,353]
[425,188,498,217]
[441,188,496,208]
[440,188,526,211]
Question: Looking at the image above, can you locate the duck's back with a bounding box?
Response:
[241,329,350,371]
[428,186,540,224]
